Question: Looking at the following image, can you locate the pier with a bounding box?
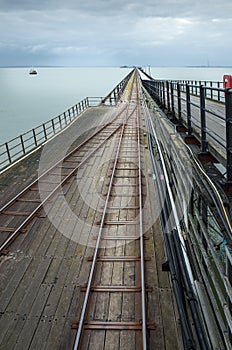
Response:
[0,68,232,349]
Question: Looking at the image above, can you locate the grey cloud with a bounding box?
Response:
[0,0,232,19]
[0,0,232,66]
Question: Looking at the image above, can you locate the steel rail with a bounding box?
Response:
[0,114,129,253]
[72,92,132,350]
[73,72,142,349]
[0,105,128,214]
[136,77,147,349]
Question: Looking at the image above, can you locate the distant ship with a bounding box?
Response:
[29,68,37,75]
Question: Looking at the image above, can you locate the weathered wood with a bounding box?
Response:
[0,97,182,350]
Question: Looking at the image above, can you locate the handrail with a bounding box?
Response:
[142,79,232,182]
[0,97,102,173]
[142,85,232,347]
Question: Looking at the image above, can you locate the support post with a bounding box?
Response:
[177,83,182,124]
[5,142,11,164]
[186,84,192,135]
[162,82,166,109]
[32,129,37,146]
[225,88,232,182]
[43,123,47,140]
[20,135,26,155]
[52,119,56,134]
[170,82,175,116]
[200,85,208,153]
[166,81,171,113]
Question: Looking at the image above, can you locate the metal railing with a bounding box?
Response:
[142,79,232,183]
[142,87,232,347]
[175,79,224,102]
[0,97,102,172]
[0,68,134,173]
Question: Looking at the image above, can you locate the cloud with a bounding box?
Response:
[1,0,232,18]
[0,0,232,66]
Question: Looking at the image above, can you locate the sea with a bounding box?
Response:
[1,66,232,144]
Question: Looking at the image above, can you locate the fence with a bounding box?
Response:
[0,68,134,173]
[143,87,232,346]
[0,97,102,172]
[142,79,232,183]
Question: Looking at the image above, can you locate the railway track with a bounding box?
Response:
[71,71,152,349]
[0,102,130,254]
[0,70,155,349]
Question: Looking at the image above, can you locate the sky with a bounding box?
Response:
[0,0,232,67]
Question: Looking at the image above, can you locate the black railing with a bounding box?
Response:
[101,69,134,105]
[142,79,232,183]
[0,97,102,172]
[143,88,232,347]
[0,68,135,173]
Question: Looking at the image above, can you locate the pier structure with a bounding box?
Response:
[0,68,231,349]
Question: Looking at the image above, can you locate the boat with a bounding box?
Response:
[29,68,37,75]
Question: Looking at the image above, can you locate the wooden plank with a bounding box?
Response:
[0,256,33,312]
[29,259,74,349]
[10,284,53,350]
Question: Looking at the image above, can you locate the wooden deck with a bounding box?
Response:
[0,104,182,349]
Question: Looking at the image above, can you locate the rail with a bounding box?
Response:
[0,103,129,253]
[142,78,232,182]
[73,71,148,349]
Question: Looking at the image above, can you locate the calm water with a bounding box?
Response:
[1,66,232,144]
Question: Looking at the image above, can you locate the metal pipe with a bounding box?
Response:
[137,86,147,350]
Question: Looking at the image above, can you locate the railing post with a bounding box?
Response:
[59,115,62,128]
[32,129,37,146]
[43,123,47,140]
[20,135,26,155]
[52,119,56,134]
[225,88,232,182]
[217,82,221,101]
[186,84,192,135]
[210,81,213,100]
[64,112,67,125]
[200,85,208,153]
[170,82,175,116]
[166,81,171,113]
[177,83,182,125]
[162,82,166,109]
[5,142,11,164]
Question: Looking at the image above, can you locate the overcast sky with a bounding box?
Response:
[0,0,231,67]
